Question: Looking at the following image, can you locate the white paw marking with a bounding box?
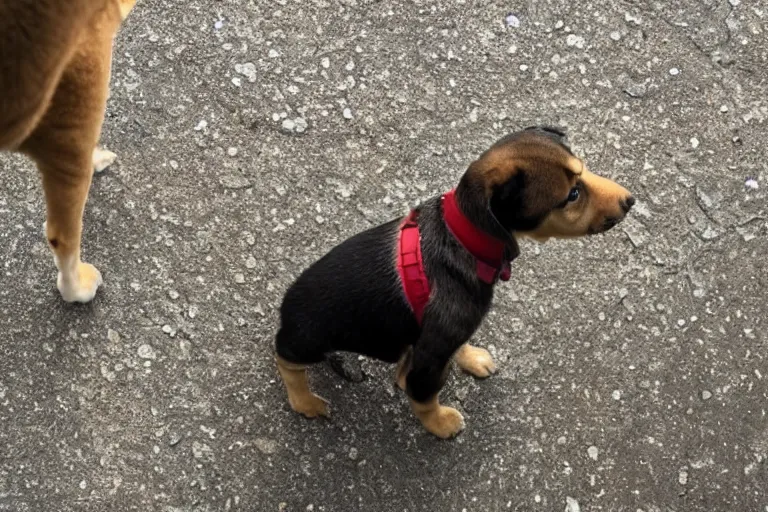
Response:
[57,263,103,303]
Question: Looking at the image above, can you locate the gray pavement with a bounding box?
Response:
[1,0,767,511]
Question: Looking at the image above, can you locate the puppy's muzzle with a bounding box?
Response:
[593,195,635,233]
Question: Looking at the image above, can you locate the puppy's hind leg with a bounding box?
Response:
[276,356,329,418]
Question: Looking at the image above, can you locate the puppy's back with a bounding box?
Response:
[277,219,420,364]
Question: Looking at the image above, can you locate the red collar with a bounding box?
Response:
[442,189,511,284]
[396,192,513,325]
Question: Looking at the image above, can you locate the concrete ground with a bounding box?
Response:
[1,0,767,511]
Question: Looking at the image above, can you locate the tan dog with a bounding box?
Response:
[0,0,135,302]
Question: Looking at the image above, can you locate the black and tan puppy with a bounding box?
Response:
[275,127,634,438]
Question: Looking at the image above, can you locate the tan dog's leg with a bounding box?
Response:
[409,396,465,439]
[276,356,329,418]
[19,13,119,302]
[38,159,103,303]
[455,344,497,378]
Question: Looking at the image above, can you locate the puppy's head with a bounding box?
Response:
[458,126,634,242]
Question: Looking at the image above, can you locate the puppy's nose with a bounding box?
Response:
[620,196,635,214]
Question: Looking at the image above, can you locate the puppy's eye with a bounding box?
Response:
[567,187,580,202]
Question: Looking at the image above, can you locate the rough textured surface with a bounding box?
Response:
[1,1,767,511]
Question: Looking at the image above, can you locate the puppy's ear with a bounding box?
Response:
[458,163,522,260]
[489,170,529,232]
[487,176,523,260]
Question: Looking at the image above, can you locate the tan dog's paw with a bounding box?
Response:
[455,344,497,378]
[58,262,103,303]
[420,406,465,439]
[289,393,330,419]
[92,148,117,173]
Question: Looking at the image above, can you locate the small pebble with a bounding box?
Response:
[565,497,581,512]
[254,438,277,454]
[612,390,622,400]
[701,390,712,400]
[678,470,689,485]
[566,34,586,48]
[701,226,719,240]
[235,62,257,83]
[343,108,354,119]
[505,13,521,28]
[295,118,308,133]
[669,67,680,76]
[587,445,599,460]
[281,119,295,132]
[690,137,700,149]
[234,273,245,284]
[745,178,759,190]
[138,344,157,360]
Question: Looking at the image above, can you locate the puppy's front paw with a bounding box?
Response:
[289,393,330,419]
[421,406,465,439]
[455,344,497,378]
[92,148,117,173]
[57,262,103,303]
